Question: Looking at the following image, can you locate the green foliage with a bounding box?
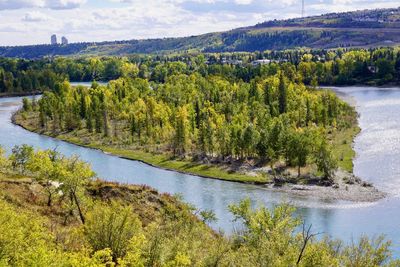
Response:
[0,199,122,266]
[0,200,55,266]
[26,149,63,206]
[342,236,396,267]
[14,145,96,222]
[314,140,338,180]
[0,150,398,266]
[32,59,353,181]
[10,144,34,174]
[84,202,143,261]
[60,155,96,224]
[0,146,10,171]
[224,199,397,266]
[22,97,31,112]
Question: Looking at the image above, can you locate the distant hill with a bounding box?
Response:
[1,7,400,59]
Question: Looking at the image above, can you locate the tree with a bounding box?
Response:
[314,140,337,182]
[0,146,10,171]
[10,145,34,174]
[266,118,285,174]
[129,98,147,143]
[121,62,139,79]
[22,98,32,112]
[278,72,287,114]
[0,200,56,266]
[228,198,300,265]
[310,75,318,88]
[173,106,190,157]
[242,124,260,158]
[60,156,95,224]
[84,202,143,261]
[27,149,64,206]
[376,58,395,82]
[341,236,395,267]
[86,110,93,133]
[89,57,104,81]
[287,129,312,177]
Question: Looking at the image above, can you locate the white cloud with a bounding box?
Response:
[0,0,86,10]
[0,0,399,46]
[46,0,86,9]
[22,11,50,22]
[332,0,354,4]
[234,0,253,5]
[0,0,44,10]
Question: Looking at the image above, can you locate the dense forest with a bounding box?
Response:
[29,74,347,178]
[1,8,400,58]
[1,47,399,96]
[0,145,398,266]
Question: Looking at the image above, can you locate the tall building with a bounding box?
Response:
[51,34,57,45]
[61,36,68,45]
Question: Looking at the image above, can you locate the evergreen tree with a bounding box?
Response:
[278,72,287,114]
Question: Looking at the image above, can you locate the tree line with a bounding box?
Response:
[1,47,400,95]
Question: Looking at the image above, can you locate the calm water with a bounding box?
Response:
[1,86,400,255]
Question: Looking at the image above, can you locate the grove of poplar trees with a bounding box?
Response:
[30,60,355,180]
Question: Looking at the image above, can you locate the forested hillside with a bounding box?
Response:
[1,8,400,58]
[0,146,398,266]
[1,47,400,96]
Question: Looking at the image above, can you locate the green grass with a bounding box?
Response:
[0,172,31,182]
[15,114,266,184]
[56,136,269,184]
[331,125,360,172]
[15,112,358,183]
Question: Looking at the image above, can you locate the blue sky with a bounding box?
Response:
[0,0,399,46]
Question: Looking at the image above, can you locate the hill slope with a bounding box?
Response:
[1,7,400,58]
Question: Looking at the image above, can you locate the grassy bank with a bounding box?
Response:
[61,136,267,184]
[13,113,268,184]
[331,125,360,173]
[0,171,185,227]
[13,110,359,184]
[13,111,388,204]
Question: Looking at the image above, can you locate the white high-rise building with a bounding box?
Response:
[51,34,57,45]
[61,36,68,45]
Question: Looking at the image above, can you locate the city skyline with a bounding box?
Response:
[0,0,399,46]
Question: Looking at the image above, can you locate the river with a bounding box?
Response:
[0,86,400,255]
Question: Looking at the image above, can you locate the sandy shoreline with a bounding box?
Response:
[268,179,386,203]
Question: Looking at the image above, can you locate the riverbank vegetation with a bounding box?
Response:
[0,145,398,266]
[17,67,356,184]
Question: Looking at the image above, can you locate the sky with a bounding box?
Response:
[0,0,399,46]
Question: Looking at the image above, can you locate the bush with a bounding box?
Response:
[84,202,142,261]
